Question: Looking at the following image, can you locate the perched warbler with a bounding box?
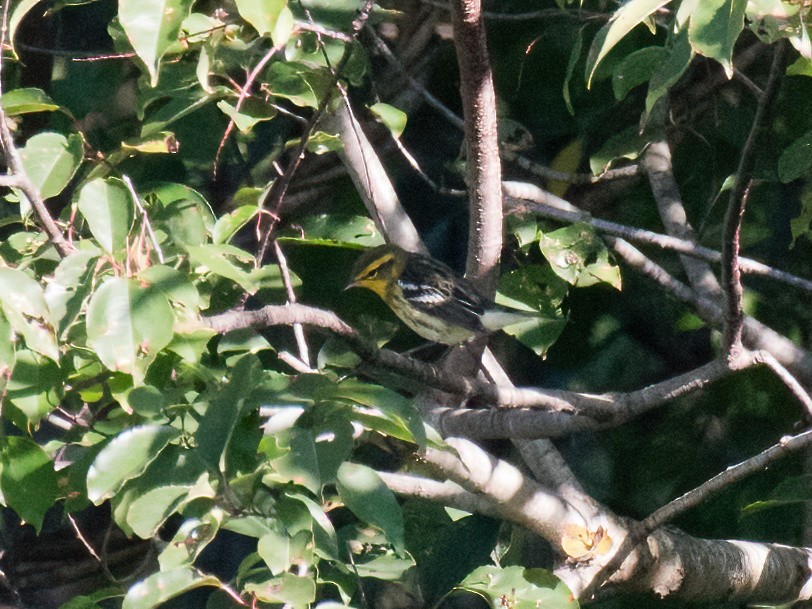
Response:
[347,243,537,345]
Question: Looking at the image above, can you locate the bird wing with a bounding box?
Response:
[396,255,487,332]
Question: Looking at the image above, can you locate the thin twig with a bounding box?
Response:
[609,237,812,383]
[273,240,310,367]
[122,175,164,264]
[754,350,812,417]
[258,0,376,263]
[721,41,788,353]
[214,40,285,173]
[0,1,74,258]
[66,514,103,563]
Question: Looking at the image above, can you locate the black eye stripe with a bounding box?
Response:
[370,257,395,276]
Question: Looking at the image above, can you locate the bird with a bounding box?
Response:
[346,243,538,345]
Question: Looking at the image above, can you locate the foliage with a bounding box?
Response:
[0,0,809,607]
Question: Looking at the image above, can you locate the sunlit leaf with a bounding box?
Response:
[370,103,407,138]
[86,277,174,382]
[87,424,182,503]
[585,0,671,87]
[0,87,60,115]
[539,223,622,289]
[76,177,135,256]
[457,565,577,609]
[0,268,58,361]
[18,132,84,209]
[119,0,195,86]
[122,567,220,609]
[684,0,747,76]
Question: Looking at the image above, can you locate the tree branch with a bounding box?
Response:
[502,181,812,294]
[450,0,502,291]
[0,1,74,258]
[720,41,788,353]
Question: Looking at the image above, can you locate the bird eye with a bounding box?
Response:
[370,257,395,277]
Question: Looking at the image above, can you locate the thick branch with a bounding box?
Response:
[450,0,502,291]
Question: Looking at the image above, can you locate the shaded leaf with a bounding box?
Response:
[0,436,58,532]
[336,462,405,555]
[779,129,812,183]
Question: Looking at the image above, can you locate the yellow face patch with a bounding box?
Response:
[348,250,398,298]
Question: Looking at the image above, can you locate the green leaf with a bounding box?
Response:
[0,436,58,532]
[121,131,180,154]
[1,88,60,115]
[790,184,812,246]
[351,551,415,580]
[18,132,84,207]
[585,0,671,87]
[685,0,747,76]
[195,354,262,470]
[269,427,322,494]
[77,178,135,256]
[119,0,195,86]
[235,0,295,46]
[156,198,210,248]
[212,203,260,244]
[0,268,59,361]
[86,277,175,382]
[336,462,405,555]
[369,103,407,138]
[6,348,62,428]
[59,587,122,609]
[323,379,425,447]
[243,573,316,606]
[539,223,622,289]
[779,129,812,183]
[562,28,584,115]
[187,244,258,293]
[122,567,221,609]
[265,61,332,108]
[111,445,212,536]
[44,249,99,337]
[278,214,383,248]
[590,126,645,175]
[216,98,277,133]
[457,566,577,609]
[9,0,42,56]
[87,424,182,504]
[159,510,224,569]
[741,474,812,516]
[645,28,693,112]
[612,46,668,101]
